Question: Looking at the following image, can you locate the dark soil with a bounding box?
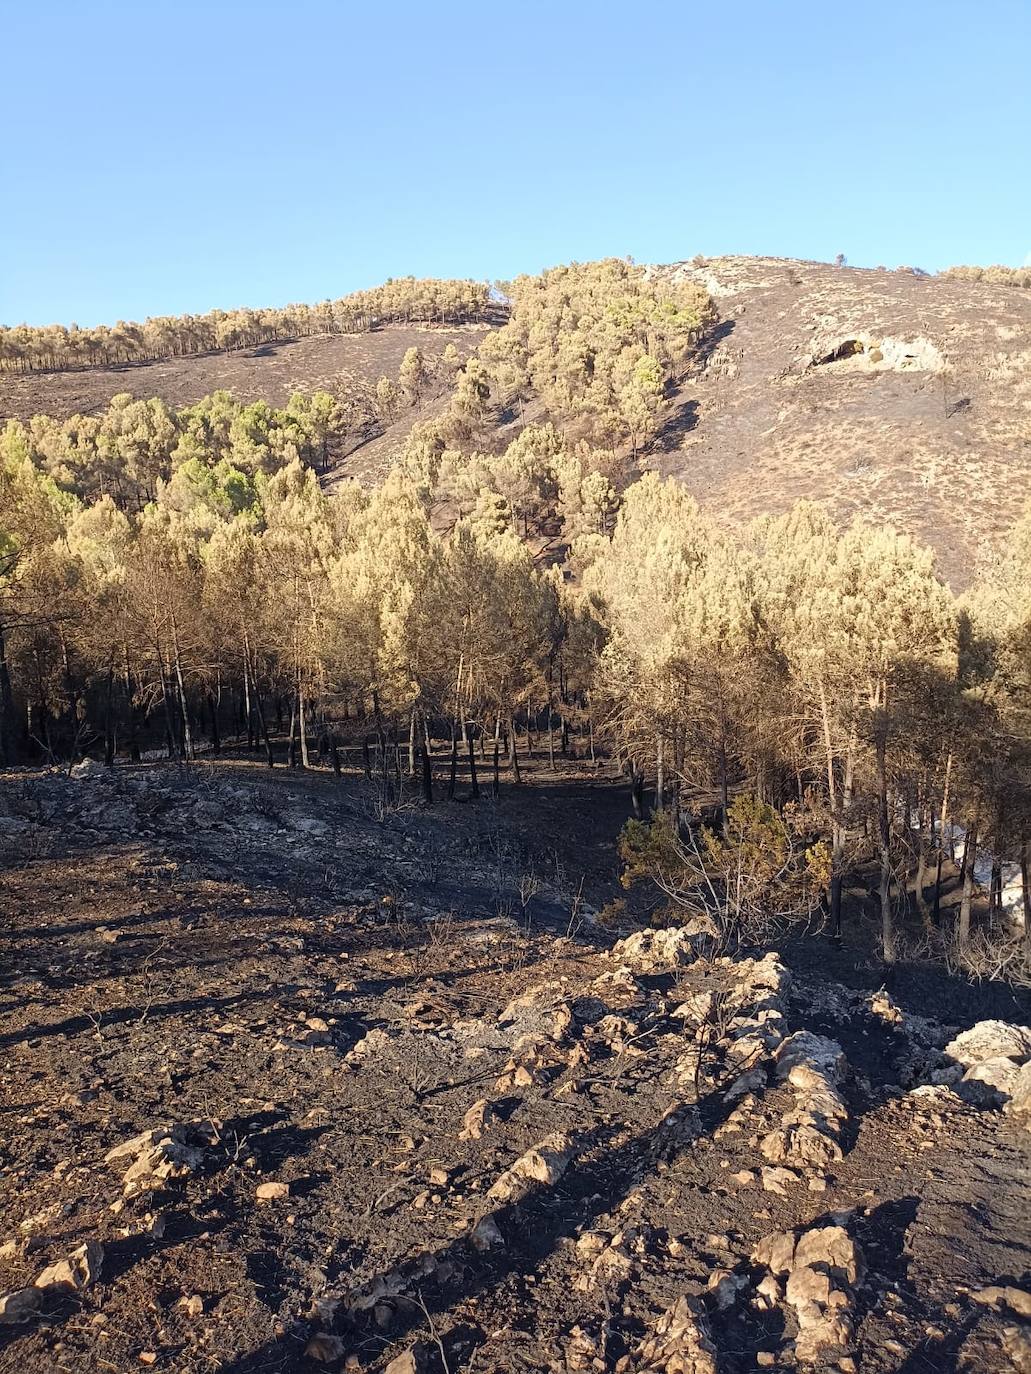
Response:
[0,325,488,425]
[0,757,1028,1372]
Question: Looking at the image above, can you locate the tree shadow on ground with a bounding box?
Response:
[207,1069,790,1374]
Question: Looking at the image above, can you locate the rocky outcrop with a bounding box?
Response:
[753,1224,862,1365]
[761,1032,848,1174]
[634,1294,718,1374]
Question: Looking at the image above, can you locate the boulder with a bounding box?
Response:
[1004,1061,1031,1129]
[962,1056,1021,1106]
[944,1020,1031,1069]
[610,923,712,972]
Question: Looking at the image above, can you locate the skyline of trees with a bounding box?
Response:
[0,277,494,375]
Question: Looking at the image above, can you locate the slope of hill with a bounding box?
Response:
[0,323,489,424]
[3,259,1028,585]
[648,257,1031,586]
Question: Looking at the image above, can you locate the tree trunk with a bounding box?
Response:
[875,720,895,964]
[959,813,979,950]
[299,690,310,769]
[208,691,221,756]
[467,729,480,800]
[990,856,1003,922]
[629,764,644,819]
[421,742,434,805]
[447,729,458,801]
[256,692,274,767]
[104,667,115,767]
[655,732,665,814]
[508,712,521,783]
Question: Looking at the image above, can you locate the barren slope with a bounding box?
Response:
[648,258,1031,586]
[0,324,489,424]
[0,759,1029,1373]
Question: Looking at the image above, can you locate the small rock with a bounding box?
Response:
[0,1288,42,1325]
[761,1166,800,1196]
[385,1347,425,1374]
[255,1181,290,1202]
[972,1285,1031,1319]
[305,1333,345,1362]
[35,1241,104,1292]
[470,1215,505,1251]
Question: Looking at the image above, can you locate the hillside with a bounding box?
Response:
[0,323,489,425]
[3,260,1028,585]
[648,257,1031,587]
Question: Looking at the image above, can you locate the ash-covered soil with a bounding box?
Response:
[0,761,1029,1373]
[0,325,488,426]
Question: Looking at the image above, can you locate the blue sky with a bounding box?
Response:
[2,0,1028,326]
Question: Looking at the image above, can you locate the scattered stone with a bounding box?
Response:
[0,1288,42,1324]
[256,1181,290,1202]
[706,1268,747,1310]
[470,1215,505,1251]
[384,1347,426,1374]
[611,922,714,972]
[753,1224,862,1365]
[972,1286,1031,1319]
[1004,1061,1031,1129]
[458,1099,496,1140]
[944,1021,1031,1069]
[35,1241,104,1292]
[486,1134,574,1204]
[305,1332,345,1362]
[106,1125,205,1196]
[761,1165,800,1196]
[761,1032,848,1174]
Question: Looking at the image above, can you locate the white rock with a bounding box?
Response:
[944,1020,1031,1068]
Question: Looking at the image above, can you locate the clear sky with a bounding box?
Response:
[2,0,1028,326]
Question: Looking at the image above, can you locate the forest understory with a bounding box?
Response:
[1,753,1029,1374]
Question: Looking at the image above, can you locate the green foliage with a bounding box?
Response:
[0,278,493,374]
[618,798,831,940]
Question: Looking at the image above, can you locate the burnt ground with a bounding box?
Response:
[0,756,1029,1373]
[0,324,488,425]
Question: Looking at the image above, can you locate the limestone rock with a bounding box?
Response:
[385,1347,426,1374]
[972,1286,1031,1319]
[635,1294,718,1373]
[305,1332,345,1362]
[486,1133,574,1203]
[1003,1061,1031,1129]
[470,1214,505,1251]
[610,923,712,972]
[256,1181,290,1201]
[459,1098,497,1141]
[35,1240,104,1292]
[944,1020,1031,1069]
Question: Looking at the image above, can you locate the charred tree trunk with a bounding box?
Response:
[959,812,979,950]
[875,716,895,964]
